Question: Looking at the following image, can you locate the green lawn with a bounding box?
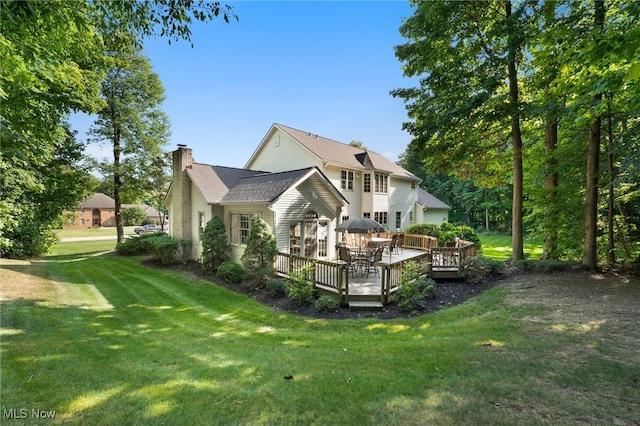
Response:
[55,226,138,239]
[1,241,637,425]
[479,234,544,260]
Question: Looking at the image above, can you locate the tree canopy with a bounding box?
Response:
[0,0,236,256]
[394,0,639,266]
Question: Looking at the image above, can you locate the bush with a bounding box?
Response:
[286,265,315,306]
[201,216,230,273]
[395,261,437,312]
[217,261,245,283]
[241,217,278,286]
[458,255,502,284]
[116,233,157,256]
[314,295,339,313]
[146,234,181,265]
[405,222,481,250]
[265,279,287,297]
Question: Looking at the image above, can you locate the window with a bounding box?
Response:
[395,212,401,230]
[363,212,371,219]
[363,173,371,192]
[411,181,417,189]
[341,170,354,190]
[198,212,205,241]
[230,213,252,245]
[341,215,349,223]
[374,211,388,227]
[409,211,414,222]
[374,173,388,193]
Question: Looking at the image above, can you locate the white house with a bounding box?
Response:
[166,124,449,262]
[246,123,449,231]
[166,145,348,262]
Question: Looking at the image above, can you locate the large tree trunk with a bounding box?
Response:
[506,1,524,262]
[113,126,125,244]
[542,1,558,260]
[583,0,605,270]
[606,101,615,265]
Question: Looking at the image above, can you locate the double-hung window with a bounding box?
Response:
[341,170,354,191]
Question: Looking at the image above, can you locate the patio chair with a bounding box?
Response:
[390,233,404,254]
[363,246,384,278]
[337,245,358,277]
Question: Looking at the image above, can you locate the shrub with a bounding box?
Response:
[201,216,230,273]
[395,261,437,312]
[406,222,440,237]
[405,222,481,250]
[217,261,245,283]
[314,295,339,313]
[458,255,502,284]
[241,217,278,286]
[286,265,315,306]
[146,235,181,265]
[265,278,287,297]
[116,233,158,256]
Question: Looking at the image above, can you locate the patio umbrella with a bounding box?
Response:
[336,217,385,234]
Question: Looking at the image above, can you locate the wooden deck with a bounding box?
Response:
[274,234,477,307]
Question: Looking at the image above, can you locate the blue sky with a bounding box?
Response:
[73,1,417,169]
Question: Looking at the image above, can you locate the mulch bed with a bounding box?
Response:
[146,259,499,320]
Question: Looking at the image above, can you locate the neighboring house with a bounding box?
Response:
[64,193,162,228]
[64,193,116,228]
[245,123,448,230]
[415,187,451,225]
[165,145,348,262]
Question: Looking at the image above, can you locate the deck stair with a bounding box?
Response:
[348,300,384,311]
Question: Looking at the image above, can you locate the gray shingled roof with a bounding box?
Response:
[274,124,420,181]
[221,168,313,203]
[416,187,450,210]
[186,164,337,205]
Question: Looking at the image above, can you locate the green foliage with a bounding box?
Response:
[395,261,437,312]
[216,261,245,284]
[241,217,278,286]
[314,295,339,313]
[286,265,316,306]
[265,279,287,298]
[201,216,230,274]
[458,256,502,285]
[406,222,481,250]
[144,234,190,266]
[123,206,147,226]
[116,236,152,256]
[0,0,235,257]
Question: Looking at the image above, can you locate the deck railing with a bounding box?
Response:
[274,252,349,303]
[431,239,477,268]
[380,251,432,304]
[402,233,439,250]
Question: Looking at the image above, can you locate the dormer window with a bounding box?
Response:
[341,170,354,191]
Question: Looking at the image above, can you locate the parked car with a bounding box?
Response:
[134,224,162,235]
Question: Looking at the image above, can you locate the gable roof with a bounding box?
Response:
[248,123,420,181]
[186,163,347,206]
[416,187,451,210]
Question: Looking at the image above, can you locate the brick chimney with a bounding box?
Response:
[170,145,193,240]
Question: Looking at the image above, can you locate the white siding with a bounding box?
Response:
[271,176,343,259]
[190,185,210,260]
[421,208,449,225]
[222,205,273,263]
[389,177,417,231]
[248,129,322,172]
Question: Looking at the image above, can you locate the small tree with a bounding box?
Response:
[123,206,147,226]
[201,216,230,273]
[241,216,278,286]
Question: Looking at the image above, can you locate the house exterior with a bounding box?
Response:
[64,193,162,228]
[415,187,451,225]
[245,123,448,231]
[166,145,348,262]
